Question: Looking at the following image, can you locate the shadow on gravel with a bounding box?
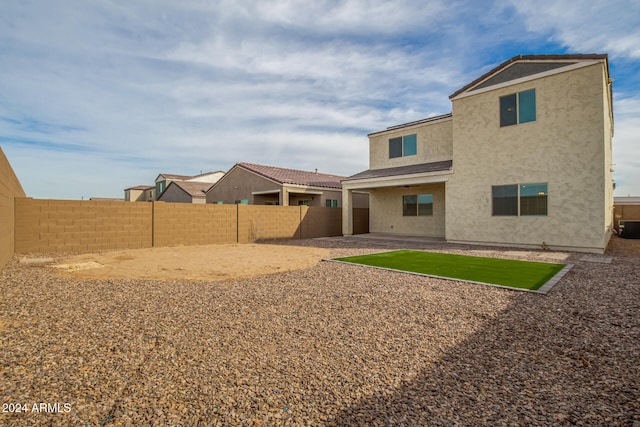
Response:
[330,248,640,426]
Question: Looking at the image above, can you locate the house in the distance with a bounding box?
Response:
[155,171,224,200]
[206,162,368,208]
[342,54,614,253]
[124,185,155,202]
[158,181,212,204]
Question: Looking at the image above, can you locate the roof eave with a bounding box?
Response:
[449,53,609,100]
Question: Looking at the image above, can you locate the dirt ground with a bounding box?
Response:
[606,234,640,258]
[49,243,330,281]
[38,235,640,282]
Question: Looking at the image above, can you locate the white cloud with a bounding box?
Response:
[613,97,640,196]
[508,0,640,58]
[0,0,638,198]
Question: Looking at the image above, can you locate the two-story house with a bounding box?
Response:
[342,54,614,253]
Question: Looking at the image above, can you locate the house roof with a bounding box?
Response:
[368,113,453,137]
[237,162,346,189]
[157,173,193,181]
[449,54,609,99]
[170,181,213,198]
[125,185,154,191]
[614,196,640,205]
[190,171,225,179]
[343,160,453,181]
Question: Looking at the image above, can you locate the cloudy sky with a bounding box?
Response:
[1,0,639,199]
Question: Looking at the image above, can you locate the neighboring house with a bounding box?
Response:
[206,162,368,208]
[158,181,212,204]
[154,171,225,200]
[342,54,614,253]
[124,185,155,202]
[154,174,193,200]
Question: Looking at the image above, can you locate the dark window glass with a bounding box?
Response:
[389,137,402,158]
[403,195,417,216]
[500,94,517,127]
[417,194,433,216]
[518,89,536,123]
[520,183,547,215]
[492,185,518,215]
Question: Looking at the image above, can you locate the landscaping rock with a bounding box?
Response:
[0,236,638,426]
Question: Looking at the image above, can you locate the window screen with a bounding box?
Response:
[417,194,433,216]
[518,89,536,123]
[520,183,547,215]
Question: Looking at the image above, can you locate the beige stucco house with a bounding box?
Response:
[342,54,614,253]
[206,162,368,208]
[158,181,212,204]
[154,171,225,201]
[124,185,155,202]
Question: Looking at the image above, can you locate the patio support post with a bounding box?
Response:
[342,187,353,236]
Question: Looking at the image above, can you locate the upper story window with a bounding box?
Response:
[500,89,536,127]
[156,181,165,199]
[389,134,417,158]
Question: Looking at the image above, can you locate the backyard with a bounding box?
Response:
[0,236,638,426]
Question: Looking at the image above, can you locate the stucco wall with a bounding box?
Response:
[446,62,611,252]
[158,184,194,204]
[369,117,453,170]
[206,166,280,204]
[369,183,446,237]
[0,147,26,269]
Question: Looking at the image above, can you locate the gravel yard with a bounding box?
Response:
[1,236,638,426]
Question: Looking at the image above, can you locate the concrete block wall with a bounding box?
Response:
[237,205,301,243]
[153,202,237,246]
[14,198,152,253]
[13,199,370,256]
[0,147,26,269]
[614,204,640,231]
[301,207,342,238]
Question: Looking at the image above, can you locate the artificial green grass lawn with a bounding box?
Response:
[334,250,566,290]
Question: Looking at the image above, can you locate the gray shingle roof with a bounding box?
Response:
[171,181,213,198]
[449,54,608,99]
[344,160,453,181]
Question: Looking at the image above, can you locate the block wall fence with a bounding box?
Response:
[614,205,640,231]
[13,197,369,254]
[0,148,26,269]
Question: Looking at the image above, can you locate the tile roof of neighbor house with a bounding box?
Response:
[237,162,346,189]
[344,160,453,181]
[171,181,213,198]
[125,185,155,191]
[449,53,609,99]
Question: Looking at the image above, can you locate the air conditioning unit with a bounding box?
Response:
[619,220,640,239]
